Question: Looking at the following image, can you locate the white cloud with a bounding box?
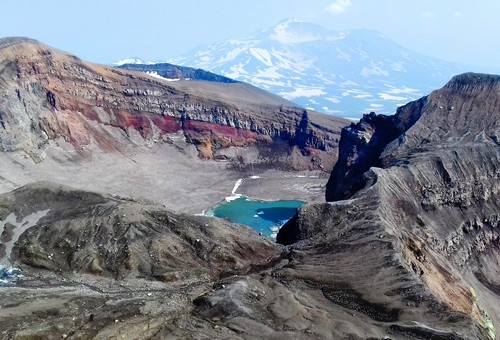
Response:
[326,0,352,14]
[353,94,373,99]
[421,11,436,18]
[454,11,462,18]
[326,97,341,103]
[390,62,405,72]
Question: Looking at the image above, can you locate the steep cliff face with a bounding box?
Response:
[0,37,347,169]
[326,72,500,201]
[277,73,500,339]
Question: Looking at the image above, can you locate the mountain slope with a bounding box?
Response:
[169,19,478,119]
[0,37,348,212]
[0,181,280,338]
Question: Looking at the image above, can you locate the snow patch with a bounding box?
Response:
[231,178,243,195]
[225,194,242,202]
[279,87,326,100]
[326,31,349,41]
[254,67,285,80]
[269,23,320,44]
[249,48,273,67]
[145,71,181,81]
[223,62,250,79]
[273,18,303,31]
[0,209,50,266]
[216,47,248,65]
[114,58,157,66]
[361,65,389,77]
[222,178,244,202]
[336,47,351,62]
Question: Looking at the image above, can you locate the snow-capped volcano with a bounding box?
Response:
[167,19,477,119]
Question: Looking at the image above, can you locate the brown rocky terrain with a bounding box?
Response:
[0,37,346,167]
[1,35,499,339]
[0,73,498,339]
[0,182,281,339]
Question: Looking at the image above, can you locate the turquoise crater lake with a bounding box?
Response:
[206,196,305,238]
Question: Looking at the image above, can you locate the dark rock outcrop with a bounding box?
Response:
[118,62,238,83]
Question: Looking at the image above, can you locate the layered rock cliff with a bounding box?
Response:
[0,37,347,169]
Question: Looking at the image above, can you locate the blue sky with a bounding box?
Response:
[1,0,498,70]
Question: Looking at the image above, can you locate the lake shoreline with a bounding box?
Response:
[205,193,305,238]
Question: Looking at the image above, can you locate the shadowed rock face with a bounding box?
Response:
[278,73,500,339]
[118,62,238,83]
[0,37,347,169]
[0,182,279,281]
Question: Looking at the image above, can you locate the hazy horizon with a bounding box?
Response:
[0,1,499,71]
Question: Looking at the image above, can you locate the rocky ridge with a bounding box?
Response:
[0,37,347,170]
[1,182,279,282]
[278,73,500,338]
[0,182,282,339]
[118,62,238,83]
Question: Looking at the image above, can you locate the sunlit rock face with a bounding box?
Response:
[0,37,348,170]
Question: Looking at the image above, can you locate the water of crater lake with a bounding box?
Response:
[206,196,304,238]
